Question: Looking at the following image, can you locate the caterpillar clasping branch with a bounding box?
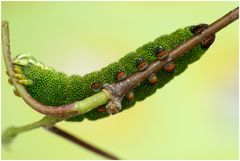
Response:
[2,7,239,144]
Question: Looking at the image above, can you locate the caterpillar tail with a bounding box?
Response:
[10,24,215,122]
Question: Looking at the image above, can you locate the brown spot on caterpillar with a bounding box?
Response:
[164,62,176,73]
[116,71,126,81]
[191,24,209,35]
[136,58,148,71]
[97,106,106,112]
[148,73,158,85]
[13,89,20,97]
[126,91,135,100]
[201,34,215,49]
[156,46,168,60]
[191,24,215,49]
[91,82,102,92]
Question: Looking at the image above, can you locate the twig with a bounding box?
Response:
[2,116,66,145]
[2,117,120,159]
[2,91,109,144]
[46,126,119,160]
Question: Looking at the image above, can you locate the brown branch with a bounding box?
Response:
[46,126,119,160]
[2,7,239,117]
[170,7,239,60]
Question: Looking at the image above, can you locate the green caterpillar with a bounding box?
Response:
[13,25,214,122]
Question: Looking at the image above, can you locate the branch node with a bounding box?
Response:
[103,83,123,115]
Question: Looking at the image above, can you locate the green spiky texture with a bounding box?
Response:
[22,65,68,106]
[21,26,208,122]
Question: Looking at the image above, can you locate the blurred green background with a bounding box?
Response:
[1,1,238,160]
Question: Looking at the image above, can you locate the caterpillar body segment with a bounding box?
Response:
[12,25,214,122]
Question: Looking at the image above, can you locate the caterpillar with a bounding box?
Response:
[12,24,215,122]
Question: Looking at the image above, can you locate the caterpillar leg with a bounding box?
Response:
[12,54,34,85]
[12,53,55,86]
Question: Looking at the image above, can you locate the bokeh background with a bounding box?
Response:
[1,1,238,160]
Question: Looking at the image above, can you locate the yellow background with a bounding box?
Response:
[1,2,239,159]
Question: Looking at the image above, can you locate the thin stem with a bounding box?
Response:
[1,90,110,144]
[2,116,66,145]
[2,117,120,159]
[76,90,110,113]
[46,126,119,160]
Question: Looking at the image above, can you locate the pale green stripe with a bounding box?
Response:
[76,91,110,114]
